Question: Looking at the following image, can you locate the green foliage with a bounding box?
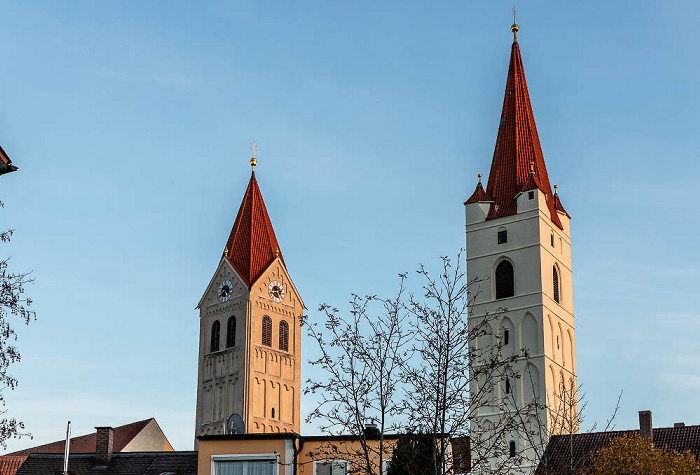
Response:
[387,432,435,475]
[589,434,700,475]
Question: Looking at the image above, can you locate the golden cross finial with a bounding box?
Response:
[512,6,517,24]
[250,141,257,170]
[530,161,535,175]
[224,247,229,257]
[477,173,482,184]
[554,184,558,195]
[511,6,519,42]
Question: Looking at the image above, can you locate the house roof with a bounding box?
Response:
[483,28,564,229]
[0,145,17,176]
[14,452,197,475]
[5,419,159,456]
[535,425,700,474]
[0,457,27,475]
[224,170,284,287]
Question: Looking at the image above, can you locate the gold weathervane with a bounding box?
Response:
[250,141,258,170]
[511,6,519,42]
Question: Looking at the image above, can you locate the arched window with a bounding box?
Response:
[495,260,514,299]
[210,320,220,352]
[226,316,236,348]
[262,316,272,347]
[553,266,560,303]
[279,321,289,352]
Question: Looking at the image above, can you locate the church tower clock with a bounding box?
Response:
[465,23,578,472]
[195,151,303,439]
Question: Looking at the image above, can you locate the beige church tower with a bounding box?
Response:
[465,24,578,473]
[195,154,303,439]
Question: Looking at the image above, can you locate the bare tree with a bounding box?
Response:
[404,252,537,475]
[0,200,35,446]
[303,276,412,475]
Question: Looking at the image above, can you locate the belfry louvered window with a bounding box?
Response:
[226,316,236,348]
[279,320,289,352]
[495,260,514,299]
[210,320,220,352]
[553,266,560,303]
[262,316,272,347]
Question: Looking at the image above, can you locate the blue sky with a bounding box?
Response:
[1,0,699,452]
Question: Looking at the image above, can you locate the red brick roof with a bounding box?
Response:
[464,181,492,204]
[224,171,284,287]
[0,456,27,475]
[484,37,564,229]
[5,419,156,457]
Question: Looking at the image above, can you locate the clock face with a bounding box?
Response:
[268,280,285,303]
[218,280,233,303]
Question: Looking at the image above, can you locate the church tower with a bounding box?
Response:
[195,153,303,439]
[465,24,577,472]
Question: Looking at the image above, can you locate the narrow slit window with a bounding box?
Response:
[498,229,508,244]
[271,408,275,419]
[553,266,560,303]
[495,261,515,299]
[509,440,516,457]
[279,321,289,352]
[551,234,555,247]
[504,329,509,345]
[210,320,220,352]
[505,378,511,394]
[262,316,272,347]
[226,316,236,348]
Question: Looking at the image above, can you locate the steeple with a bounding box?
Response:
[484,25,565,228]
[224,168,284,287]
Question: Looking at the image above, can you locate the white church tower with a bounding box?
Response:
[465,23,578,473]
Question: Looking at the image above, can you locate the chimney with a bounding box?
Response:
[638,410,653,443]
[674,422,685,428]
[363,422,380,438]
[95,426,114,466]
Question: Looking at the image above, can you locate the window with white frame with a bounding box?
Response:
[314,460,348,475]
[213,455,277,475]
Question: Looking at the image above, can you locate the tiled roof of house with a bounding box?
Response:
[0,145,17,176]
[464,181,492,205]
[554,192,570,218]
[5,419,157,456]
[535,425,700,474]
[484,34,564,229]
[224,171,284,287]
[15,452,197,475]
[0,456,27,475]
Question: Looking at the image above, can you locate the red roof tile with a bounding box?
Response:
[0,456,27,475]
[224,171,284,287]
[0,145,16,176]
[5,419,156,457]
[464,181,492,205]
[484,36,564,228]
[554,192,570,218]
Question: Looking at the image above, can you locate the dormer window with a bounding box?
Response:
[498,229,508,244]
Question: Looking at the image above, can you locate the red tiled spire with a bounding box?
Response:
[484,28,564,229]
[464,174,492,204]
[224,171,284,287]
